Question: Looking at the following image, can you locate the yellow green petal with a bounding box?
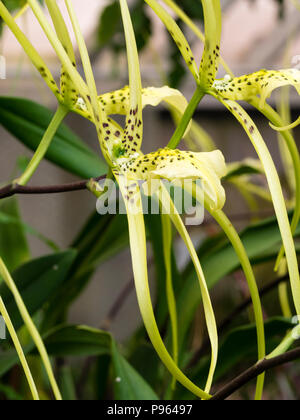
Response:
[0,1,60,100]
[162,0,234,78]
[161,213,178,390]
[212,95,300,316]
[212,69,300,108]
[120,0,143,154]
[121,148,227,210]
[0,258,62,400]
[199,0,222,89]
[114,173,211,400]
[45,0,78,107]
[64,0,123,166]
[159,185,218,394]
[0,296,39,400]
[98,85,188,117]
[270,116,300,132]
[144,0,200,83]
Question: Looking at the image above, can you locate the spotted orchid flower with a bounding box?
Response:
[0,0,265,400]
[108,0,228,398]
[153,0,300,316]
[146,0,300,400]
[0,0,229,399]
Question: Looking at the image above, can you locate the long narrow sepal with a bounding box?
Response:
[249,100,300,272]
[27,0,93,111]
[45,0,78,107]
[161,214,178,390]
[114,173,211,400]
[17,104,69,186]
[64,0,121,165]
[270,116,300,132]
[119,0,143,154]
[144,0,200,83]
[162,0,233,78]
[0,1,60,99]
[212,95,300,316]
[159,185,218,394]
[199,0,222,89]
[0,296,39,400]
[0,258,62,400]
[183,182,266,400]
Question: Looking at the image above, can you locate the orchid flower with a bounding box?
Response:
[149,0,300,317]
[109,0,225,398]
[96,0,266,400]
[145,0,299,400]
[0,0,267,399]
[0,0,221,398]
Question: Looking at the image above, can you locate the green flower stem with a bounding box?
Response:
[0,296,39,400]
[168,87,205,149]
[161,214,178,390]
[16,104,69,186]
[0,259,62,400]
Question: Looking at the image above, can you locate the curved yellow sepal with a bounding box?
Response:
[212,69,300,108]
[97,86,188,117]
[270,116,300,132]
[199,0,222,89]
[144,0,200,83]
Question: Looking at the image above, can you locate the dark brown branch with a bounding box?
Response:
[0,176,106,199]
[0,179,275,224]
[211,347,300,400]
[187,275,289,369]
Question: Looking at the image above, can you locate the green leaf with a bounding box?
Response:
[43,325,111,358]
[224,159,264,180]
[0,324,111,377]
[111,341,159,400]
[97,0,151,53]
[59,365,76,401]
[0,321,158,401]
[0,97,107,179]
[0,197,30,271]
[0,210,59,252]
[98,1,121,48]
[0,383,23,400]
[0,250,77,330]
